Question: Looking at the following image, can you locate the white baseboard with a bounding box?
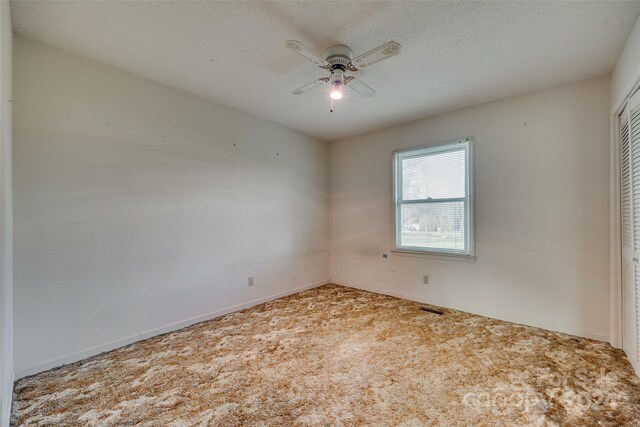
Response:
[16,280,329,380]
[332,280,610,343]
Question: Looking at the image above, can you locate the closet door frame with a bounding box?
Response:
[613,95,626,351]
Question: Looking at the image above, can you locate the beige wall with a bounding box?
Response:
[13,36,329,378]
[329,75,611,341]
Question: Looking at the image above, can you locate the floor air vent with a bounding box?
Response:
[420,307,444,315]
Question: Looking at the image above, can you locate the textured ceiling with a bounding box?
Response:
[10,1,640,141]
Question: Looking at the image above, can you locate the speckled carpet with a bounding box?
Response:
[11,284,640,426]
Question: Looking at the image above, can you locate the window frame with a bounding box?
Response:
[392,137,475,260]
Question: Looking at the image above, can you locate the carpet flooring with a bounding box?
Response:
[11,284,640,426]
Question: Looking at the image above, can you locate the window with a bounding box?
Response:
[393,138,474,257]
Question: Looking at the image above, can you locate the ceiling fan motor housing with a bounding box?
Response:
[324,45,353,70]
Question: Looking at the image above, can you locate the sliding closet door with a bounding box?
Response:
[622,91,640,373]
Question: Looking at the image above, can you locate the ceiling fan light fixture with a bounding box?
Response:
[330,82,343,100]
[329,70,344,100]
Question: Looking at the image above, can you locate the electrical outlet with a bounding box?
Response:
[423,274,429,285]
[248,276,254,286]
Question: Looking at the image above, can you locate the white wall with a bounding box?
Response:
[13,36,329,378]
[330,76,611,341]
[0,1,12,424]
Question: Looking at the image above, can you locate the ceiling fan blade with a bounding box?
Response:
[292,79,325,95]
[351,41,401,68]
[285,40,329,67]
[348,77,375,98]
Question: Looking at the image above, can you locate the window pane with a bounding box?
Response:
[400,202,466,252]
[401,148,466,200]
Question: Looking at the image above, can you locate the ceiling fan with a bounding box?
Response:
[285,40,401,110]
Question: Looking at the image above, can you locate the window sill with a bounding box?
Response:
[390,249,477,262]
